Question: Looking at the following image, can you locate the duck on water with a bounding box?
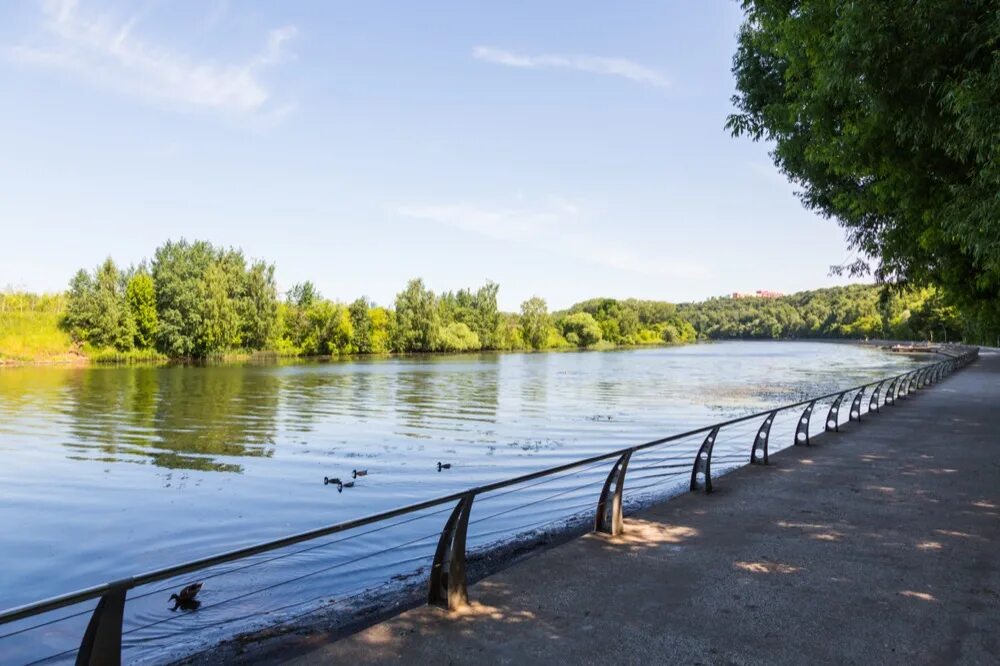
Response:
[169,582,202,611]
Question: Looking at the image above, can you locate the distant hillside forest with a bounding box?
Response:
[0,240,975,363]
[677,285,963,343]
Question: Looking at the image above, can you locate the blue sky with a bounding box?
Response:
[0,0,861,309]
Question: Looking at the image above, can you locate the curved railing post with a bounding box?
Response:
[869,379,886,414]
[595,450,632,536]
[750,410,777,465]
[428,493,474,610]
[794,400,816,445]
[690,426,720,493]
[886,376,900,405]
[825,391,846,432]
[849,386,866,422]
[77,583,128,666]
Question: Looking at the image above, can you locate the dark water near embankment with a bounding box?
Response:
[0,341,926,663]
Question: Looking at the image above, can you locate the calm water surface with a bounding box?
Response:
[0,341,926,662]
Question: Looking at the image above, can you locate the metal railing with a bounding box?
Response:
[0,347,979,665]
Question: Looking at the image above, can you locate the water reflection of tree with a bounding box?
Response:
[278,364,398,462]
[517,354,549,417]
[394,356,500,437]
[64,366,278,473]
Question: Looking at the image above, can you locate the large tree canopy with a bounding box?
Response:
[727,0,999,340]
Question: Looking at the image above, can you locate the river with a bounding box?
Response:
[0,341,927,663]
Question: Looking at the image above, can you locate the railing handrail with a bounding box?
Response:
[0,347,975,628]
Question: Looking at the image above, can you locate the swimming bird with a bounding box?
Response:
[352,469,368,479]
[324,477,342,486]
[169,582,202,610]
[336,480,355,493]
[437,462,451,471]
[170,597,201,612]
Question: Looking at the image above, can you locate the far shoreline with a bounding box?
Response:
[0,337,937,369]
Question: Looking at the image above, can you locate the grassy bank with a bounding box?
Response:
[0,295,159,365]
[0,299,673,367]
[0,294,81,364]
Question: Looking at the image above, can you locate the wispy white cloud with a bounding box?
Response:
[473,46,668,89]
[396,199,707,280]
[396,201,570,242]
[6,0,296,119]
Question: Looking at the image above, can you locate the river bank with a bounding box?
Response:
[0,338,953,368]
[0,339,950,368]
[0,337,679,367]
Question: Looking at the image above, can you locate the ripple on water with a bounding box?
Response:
[0,342,926,662]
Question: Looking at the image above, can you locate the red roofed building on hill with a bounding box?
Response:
[730,290,785,299]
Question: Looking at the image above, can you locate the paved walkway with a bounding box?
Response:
[246,353,1000,665]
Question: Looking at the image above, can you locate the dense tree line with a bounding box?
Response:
[61,238,709,358]
[677,285,963,342]
[60,240,627,357]
[557,298,697,346]
[280,279,566,354]
[57,240,976,360]
[728,0,999,342]
[63,240,279,357]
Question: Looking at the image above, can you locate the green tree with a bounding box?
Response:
[152,239,216,357]
[196,261,241,353]
[349,297,374,353]
[125,271,158,349]
[63,259,134,351]
[299,301,335,355]
[438,322,482,352]
[560,311,603,347]
[661,324,680,344]
[330,305,354,353]
[281,282,320,349]
[394,278,439,352]
[287,281,320,309]
[519,296,549,350]
[472,281,502,349]
[240,260,278,349]
[95,258,134,350]
[369,306,393,354]
[727,0,1000,339]
[63,269,96,343]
